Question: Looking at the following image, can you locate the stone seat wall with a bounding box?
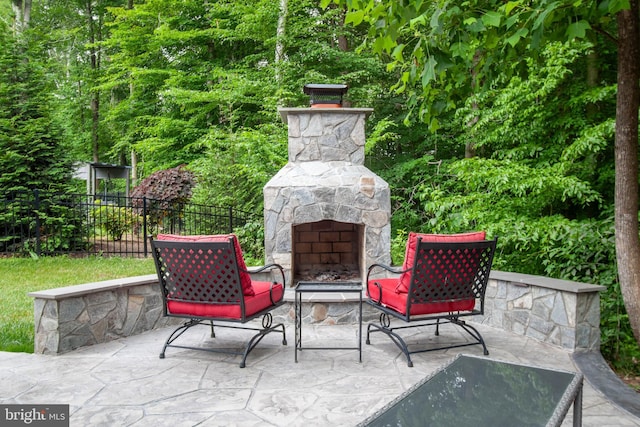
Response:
[29,270,605,354]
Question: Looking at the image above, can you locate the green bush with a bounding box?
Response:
[390,229,408,265]
[233,220,265,266]
[92,203,140,241]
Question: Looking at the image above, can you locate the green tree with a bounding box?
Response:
[32,0,122,164]
[190,125,287,211]
[331,0,640,349]
[99,0,396,209]
[0,18,72,193]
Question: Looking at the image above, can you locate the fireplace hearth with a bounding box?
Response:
[263,106,391,286]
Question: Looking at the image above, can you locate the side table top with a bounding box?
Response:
[295,281,362,293]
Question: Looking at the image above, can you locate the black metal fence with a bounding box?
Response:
[0,190,258,257]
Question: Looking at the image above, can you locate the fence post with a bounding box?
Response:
[34,189,41,256]
[143,197,148,257]
[229,206,233,233]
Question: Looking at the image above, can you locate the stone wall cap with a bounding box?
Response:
[491,270,606,293]
[28,274,159,300]
[278,107,374,122]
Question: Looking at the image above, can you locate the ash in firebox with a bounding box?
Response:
[296,267,360,283]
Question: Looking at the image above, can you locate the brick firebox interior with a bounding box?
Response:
[292,220,363,283]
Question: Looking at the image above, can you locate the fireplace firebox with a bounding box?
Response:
[293,220,363,282]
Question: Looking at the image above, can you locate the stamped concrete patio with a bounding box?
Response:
[2,319,640,426]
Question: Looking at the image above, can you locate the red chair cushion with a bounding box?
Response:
[156,233,255,296]
[396,231,487,293]
[368,278,475,316]
[166,280,284,320]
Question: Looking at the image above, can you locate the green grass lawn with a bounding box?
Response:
[0,256,155,353]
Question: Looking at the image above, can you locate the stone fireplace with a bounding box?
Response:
[263,107,391,285]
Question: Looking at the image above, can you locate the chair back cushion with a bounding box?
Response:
[396,231,486,293]
[156,234,254,296]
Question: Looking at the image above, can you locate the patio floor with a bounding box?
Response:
[1,321,640,426]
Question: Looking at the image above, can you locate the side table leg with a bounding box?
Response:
[358,290,363,362]
[295,291,300,363]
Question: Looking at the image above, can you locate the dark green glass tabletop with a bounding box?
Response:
[360,354,583,427]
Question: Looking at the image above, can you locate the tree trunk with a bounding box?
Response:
[586,49,599,119]
[465,50,483,158]
[131,150,137,182]
[22,0,31,25]
[91,96,99,163]
[615,0,640,344]
[12,0,31,30]
[275,0,287,86]
[86,1,100,163]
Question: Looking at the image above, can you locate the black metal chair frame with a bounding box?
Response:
[366,238,497,367]
[150,238,287,368]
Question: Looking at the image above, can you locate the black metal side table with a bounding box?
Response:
[294,281,363,363]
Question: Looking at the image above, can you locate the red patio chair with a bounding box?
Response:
[150,234,287,368]
[366,231,497,367]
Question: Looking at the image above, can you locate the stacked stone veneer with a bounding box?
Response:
[30,275,179,354]
[30,270,605,354]
[263,108,391,285]
[479,271,605,351]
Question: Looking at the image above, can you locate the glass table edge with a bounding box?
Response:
[356,353,584,427]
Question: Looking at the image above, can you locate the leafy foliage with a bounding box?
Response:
[92,202,141,241]
[130,165,196,208]
[233,220,266,266]
[130,165,196,234]
[190,125,287,211]
[0,20,73,194]
[328,0,621,128]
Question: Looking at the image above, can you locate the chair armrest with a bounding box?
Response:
[246,264,286,305]
[368,280,383,305]
[268,282,277,306]
[366,263,407,282]
[366,264,405,305]
[245,263,286,287]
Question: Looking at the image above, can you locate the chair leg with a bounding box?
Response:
[367,322,414,367]
[160,319,200,359]
[366,313,489,367]
[239,319,287,368]
[452,318,489,355]
[366,313,414,367]
[160,314,287,368]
